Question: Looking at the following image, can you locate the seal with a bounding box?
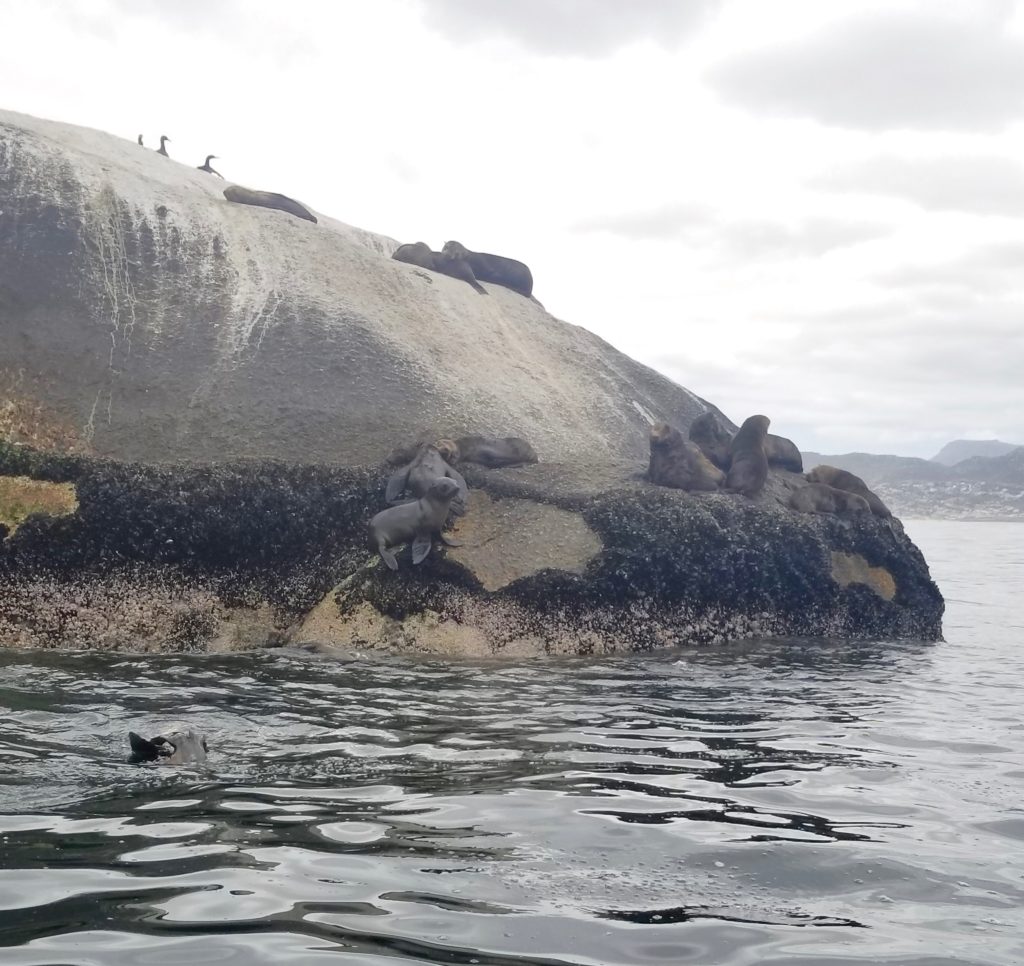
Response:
[391,242,486,294]
[441,240,534,298]
[128,728,208,765]
[450,435,538,468]
[157,135,170,157]
[724,415,770,497]
[386,442,468,516]
[790,482,870,516]
[765,433,803,473]
[369,476,463,571]
[688,411,733,471]
[805,465,892,518]
[690,410,803,473]
[649,422,724,491]
[223,185,318,223]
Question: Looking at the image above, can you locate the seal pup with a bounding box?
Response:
[442,241,534,298]
[805,465,892,518]
[724,415,770,497]
[450,435,538,469]
[648,422,724,491]
[386,443,468,515]
[688,411,733,471]
[128,728,208,765]
[391,242,486,295]
[370,477,463,571]
[157,135,171,157]
[223,185,317,223]
[790,482,870,516]
[198,155,223,177]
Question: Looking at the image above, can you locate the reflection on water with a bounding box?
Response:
[0,520,1022,965]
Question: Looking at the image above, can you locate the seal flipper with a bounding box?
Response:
[128,732,161,764]
[440,533,461,547]
[385,466,410,503]
[379,546,399,571]
[411,534,433,564]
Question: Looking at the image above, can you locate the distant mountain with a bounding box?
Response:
[931,439,1020,466]
[801,448,1024,520]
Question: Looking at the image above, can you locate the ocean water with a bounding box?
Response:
[0,519,1022,966]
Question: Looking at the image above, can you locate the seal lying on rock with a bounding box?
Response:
[790,482,870,516]
[648,422,724,491]
[724,415,770,497]
[441,240,534,298]
[223,185,317,223]
[690,410,803,473]
[444,435,539,469]
[806,465,892,518]
[391,242,486,294]
[386,443,468,515]
[370,477,463,571]
[128,729,208,765]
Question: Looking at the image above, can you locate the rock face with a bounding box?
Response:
[0,108,713,465]
[0,110,944,655]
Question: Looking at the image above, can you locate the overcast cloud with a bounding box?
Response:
[1,0,1022,456]
[709,8,1024,131]
[419,0,722,56]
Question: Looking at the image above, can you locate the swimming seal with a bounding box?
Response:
[370,477,463,571]
[391,242,486,294]
[449,435,538,469]
[789,482,870,516]
[724,415,770,497]
[223,185,317,223]
[805,465,892,518]
[386,443,468,516]
[690,411,802,473]
[441,241,534,298]
[649,422,724,491]
[128,728,208,765]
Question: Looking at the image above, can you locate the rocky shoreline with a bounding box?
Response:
[0,441,943,655]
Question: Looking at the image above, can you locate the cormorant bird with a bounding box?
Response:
[197,155,223,178]
[137,134,144,146]
[157,135,171,157]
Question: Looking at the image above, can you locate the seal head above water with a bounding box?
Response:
[128,728,208,765]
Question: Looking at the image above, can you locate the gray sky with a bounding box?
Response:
[3,0,1023,457]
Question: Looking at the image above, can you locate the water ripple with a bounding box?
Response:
[1,521,1023,964]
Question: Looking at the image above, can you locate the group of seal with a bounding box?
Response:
[369,434,538,570]
[370,442,469,570]
[392,240,534,298]
[648,410,891,521]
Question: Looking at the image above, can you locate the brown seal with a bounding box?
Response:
[386,442,468,516]
[449,435,538,469]
[441,240,534,298]
[223,185,317,223]
[690,410,802,473]
[648,423,725,491]
[790,482,870,516]
[369,477,462,571]
[724,415,770,497]
[688,411,733,470]
[391,242,487,294]
[805,465,892,518]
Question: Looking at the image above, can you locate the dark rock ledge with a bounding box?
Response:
[0,442,943,656]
